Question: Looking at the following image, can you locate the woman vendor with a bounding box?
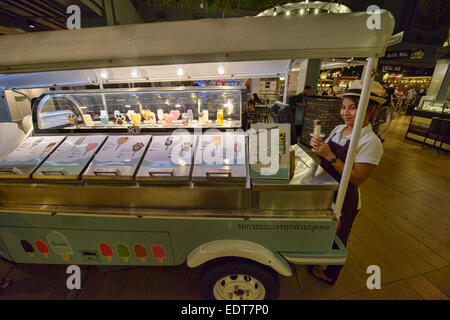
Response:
[309,80,385,285]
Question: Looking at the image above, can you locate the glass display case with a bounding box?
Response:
[32,87,244,134]
[407,99,450,147]
[418,99,448,113]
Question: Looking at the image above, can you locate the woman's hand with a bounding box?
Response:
[310,137,323,148]
[311,139,336,162]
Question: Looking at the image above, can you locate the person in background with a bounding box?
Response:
[309,80,385,285]
[385,87,396,110]
[327,85,335,96]
[407,86,417,101]
[290,85,312,144]
[245,99,257,130]
[253,93,263,104]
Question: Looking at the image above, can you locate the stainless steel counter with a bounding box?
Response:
[0,135,339,214]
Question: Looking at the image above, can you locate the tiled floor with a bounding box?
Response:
[0,116,449,300]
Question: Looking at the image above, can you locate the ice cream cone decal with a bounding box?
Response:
[99,243,114,262]
[134,244,148,262]
[116,244,130,262]
[83,143,98,157]
[20,240,34,257]
[151,244,166,263]
[46,231,73,262]
[35,240,50,258]
[116,137,129,150]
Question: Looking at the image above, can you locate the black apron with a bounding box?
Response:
[319,131,359,219]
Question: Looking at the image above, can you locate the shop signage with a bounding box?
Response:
[381,65,403,73]
[387,31,404,47]
[384,49,424,60]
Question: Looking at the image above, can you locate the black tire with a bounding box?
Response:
[199,257,280,300]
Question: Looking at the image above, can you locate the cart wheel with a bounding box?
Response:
[199,257,279,300]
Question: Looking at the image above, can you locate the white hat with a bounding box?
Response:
[337,80,386,105]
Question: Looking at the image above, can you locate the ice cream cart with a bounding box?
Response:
[0,11,394,300]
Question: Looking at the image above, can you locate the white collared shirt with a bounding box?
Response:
[326,124,384,210]
[325,124,384,165]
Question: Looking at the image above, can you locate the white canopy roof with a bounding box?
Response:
[0,11,394,76]
[0,60,294,90]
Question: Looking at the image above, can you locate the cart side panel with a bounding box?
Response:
[0,211,337,266]
[0,227,174,266]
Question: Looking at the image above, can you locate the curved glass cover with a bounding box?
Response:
[34,87,244,132]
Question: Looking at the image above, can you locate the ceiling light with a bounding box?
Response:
[131,70,138,77]
[177,67,184,77]
[218,65,225,75]
[100,71,108,79]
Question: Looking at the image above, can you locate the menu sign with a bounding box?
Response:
[91,135,151,166]
[143,135,196,166]
[34,136,106,179]
[0,136,65,165]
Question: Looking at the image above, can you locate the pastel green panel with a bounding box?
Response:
[0,227,173,266]
[0,233,12,261]
[0,211,338,266]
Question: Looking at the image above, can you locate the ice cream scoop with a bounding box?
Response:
[99,243,114,262]
[35,240,50,258]
[21,240,34,257]
[151,244,166,263]
[116,244,130,262]
[134,244,148,262]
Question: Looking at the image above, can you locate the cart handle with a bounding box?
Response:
[94,170,120,176]
[41,169,67,175]
[206,171,232,178]
[0,167,23,175]
[148,169,174,177]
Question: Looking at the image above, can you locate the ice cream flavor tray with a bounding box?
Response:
[83,135,151,182]
[33,135,107,181]
[136,135,197,184]
[0,136,66,180]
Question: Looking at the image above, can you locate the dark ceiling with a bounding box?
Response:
[0,0,448,45]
